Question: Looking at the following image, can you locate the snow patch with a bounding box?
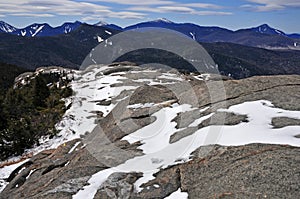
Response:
[31,25,44,37]
[73,100,300,198]
[194,73,211,81]
[122,104,195,154]
[275,29,282,35]
[189,113,214,127]
[190,32,196,40]
[95,21,108,26]
[154,18,174,23]
[164,188,188,199]
[68,141,81,154]
[105,30,112,35]
[0,160,29,192]
[127,103,155,109]
[158,74,183,81]
[97,36,104,43]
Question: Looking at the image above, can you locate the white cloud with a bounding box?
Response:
[88,0,175,6]
[242,0,300,11]
[194,11,232,16]
[10,13,55,17]
[127,5,231,16]
[0,0,230,22]
[25,1,111,15]
[241,4,284,12]
[126,6,156,12]
[0,0,108,15]
[184,3,223,9]
[110,11,146,19]
[0,0,145,20]
[158,6,195,13]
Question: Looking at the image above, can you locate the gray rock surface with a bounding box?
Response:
[181,144,300,198]
[272,117,300,129]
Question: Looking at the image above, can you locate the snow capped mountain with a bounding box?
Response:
[0,21,82,37]
[17,21,82,37]
[124,19,233,42]
[19,23,51,37]
[153,18,174,23]
[60,21,82,34]
[125,18,178,30]
[246,24,300,40]
[0,20,299,42]
[249,24,286,36]
[0,21,17,33]
[94,21,108,26]
[124,21,300,49]
[94,21,123,31]
[0,20,299,50]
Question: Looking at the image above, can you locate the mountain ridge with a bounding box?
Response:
[0,23,300,79]
[1,19,299,38]
[0,21,82,37]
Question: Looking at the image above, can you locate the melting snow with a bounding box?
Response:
[31,25,44,37]
[2,65,137,163]
[68,141,81,154]
[153,184,160,188]
[105,30,112,35]
[189,113,214,127]
[26,169,36,180]
[0,160,28,192]
[190,32,196,40]
[1,64,300,196]
[275,29,282,35]
[97,36,104,43]
[123,104,195,154]
[164,188,188,199]
[158,74,183,81]
[127,103,155,109]
[21,30,26,36]
[73,100,300,198]
[64,25,72,34]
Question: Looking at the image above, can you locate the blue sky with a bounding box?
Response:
[0,0,300,33]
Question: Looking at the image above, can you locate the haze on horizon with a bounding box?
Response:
[0,0,300,33]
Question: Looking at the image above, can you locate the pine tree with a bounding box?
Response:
[31,75,50,107]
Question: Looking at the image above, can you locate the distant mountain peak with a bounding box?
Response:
[0,21,17,33]
[153,18,174,23]
[93,21,123,31]
[251,24,285,36]
[258,24,271,28]
[94,21,108,26]
[29,23,51,28]
[61,21,82,25]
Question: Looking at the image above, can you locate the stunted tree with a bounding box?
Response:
[31,75,50,107]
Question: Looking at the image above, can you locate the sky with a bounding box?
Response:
[0,0,300,33]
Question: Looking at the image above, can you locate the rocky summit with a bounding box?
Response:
[0,63,300,199]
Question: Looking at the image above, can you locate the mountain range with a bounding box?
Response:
[1,19,300,42]
[0,20,122,37]
[0,21,82,37]
[0,19,300,79]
